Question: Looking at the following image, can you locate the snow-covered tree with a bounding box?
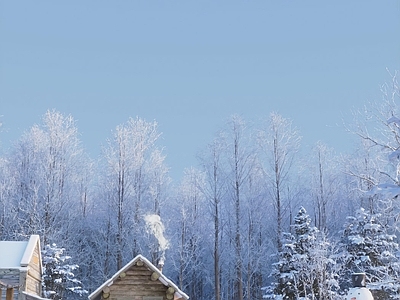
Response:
[258,113,301,252]
[264,232,297,299]
[171,167,209,300]
[100,117,167,270]
[338,207,400,298]
[6,110,90,244]
[226,116,253,300]
[265,207,339,299]
[347,72,400,227]
[42,243,87,300]
[198,136,227,300]
[308,142,348,233]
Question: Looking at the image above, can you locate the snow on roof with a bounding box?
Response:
[22,292,51,300]
[89,254,189,300]
[0,241,29,268]
[0,235,41,269]
[21,235,41,267]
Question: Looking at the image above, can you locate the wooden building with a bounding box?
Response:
[89,255,189,300]
[0,235,45,300]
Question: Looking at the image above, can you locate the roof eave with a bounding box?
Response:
[20,235,40,267]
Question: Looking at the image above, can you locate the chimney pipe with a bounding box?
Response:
[157,262,164,273]
[352,273,366,288]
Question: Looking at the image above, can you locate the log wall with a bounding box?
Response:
[106,265,168,300]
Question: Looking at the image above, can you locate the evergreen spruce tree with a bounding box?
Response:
[264,232,297,299]
[264,207,339,299]
[292,206,321,299]
[42,244,88,300]
[339,208,400,299]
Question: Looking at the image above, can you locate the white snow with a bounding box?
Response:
[0,241,28,268]
[144,214,169,265]
[367,183,400,198]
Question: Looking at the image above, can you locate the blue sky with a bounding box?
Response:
[1,1,399,180]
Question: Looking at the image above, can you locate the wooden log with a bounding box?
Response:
[150,272,160,281]
[102,287,110,294]
[136,260,144,266]
[126,270,151,276]
[0,281,8,288]
[112,278,166,285]
[108,284,167,293]
[6,288,14,300]
[119,272,126,279]
[102,292,110,299]
[108,289,166,297]
[166,287,175,294]
[166,293,174,300]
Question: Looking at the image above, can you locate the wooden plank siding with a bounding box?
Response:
[28,246,42,282]
[24,277,40,296]
[25,245,42,297]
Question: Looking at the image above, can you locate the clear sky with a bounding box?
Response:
[1,1,399,181]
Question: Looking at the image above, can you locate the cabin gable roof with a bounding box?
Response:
[89,255,189,300]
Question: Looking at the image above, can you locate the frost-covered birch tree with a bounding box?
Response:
[258,113,301,252]
[0,155,15,239]
[224,115,256,300]
[6,110,89,244]
[100,117,167,270]
[242,164,269,300]
[347,72,400,229]
[307,142,348,233]
[198,137,227,300]
[172,167,209,300]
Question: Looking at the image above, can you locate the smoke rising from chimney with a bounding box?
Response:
[144,214,169,267]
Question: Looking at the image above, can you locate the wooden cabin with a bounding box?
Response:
[89,255,189,300]
[0,235,44,300]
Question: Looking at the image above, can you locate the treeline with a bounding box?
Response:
[1,77,400,300]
